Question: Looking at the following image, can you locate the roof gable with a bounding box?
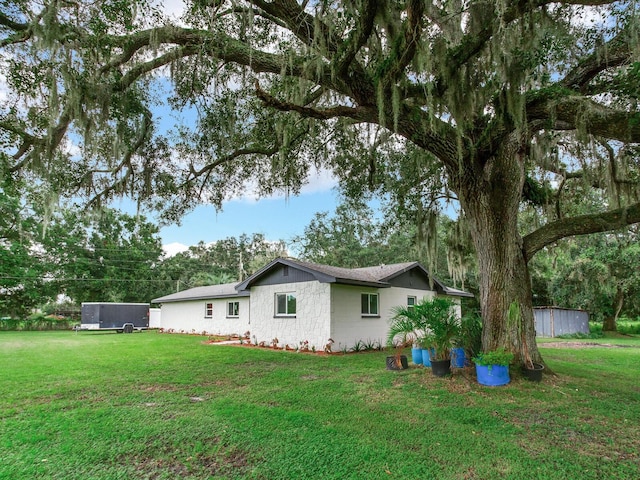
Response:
[236,257,387,290]
[236,258,472,297]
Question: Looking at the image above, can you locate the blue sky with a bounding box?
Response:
[154,187,340,256]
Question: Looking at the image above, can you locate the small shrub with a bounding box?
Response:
[363,339,381,351]
[473,348,514,367]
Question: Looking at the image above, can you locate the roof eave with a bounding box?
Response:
[332,278,390,288]
[152,290,249,304]
[441,288,474,298]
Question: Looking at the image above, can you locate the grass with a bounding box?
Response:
[1,332,639,479]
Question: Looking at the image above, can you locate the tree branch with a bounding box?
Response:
[439,0,621,94]
[85,111,153,206]
[250,0,375,104]
[255,81,365,120]
[183,144,279,186]
[377,0,424,86]
[561,29,634,93]
[0,11,28,31]
[102,27,208,73]
[523,202,640,259]
[116,45,200,91]
[527,95,640,143]
[252,0,334,52]
[333,0,378,76]
[102,26,338,89]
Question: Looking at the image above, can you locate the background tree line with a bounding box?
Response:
[2,189,639,331]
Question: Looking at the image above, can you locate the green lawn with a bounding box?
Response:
[1,331,639,479]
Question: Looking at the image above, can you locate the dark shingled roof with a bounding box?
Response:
[152,283,249,304]
[152,258,473,303]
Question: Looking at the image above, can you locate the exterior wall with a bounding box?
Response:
[159,297,250,335]
[534,307,589,338]
[149,308,161,328]
[158,281,465,349]
[329,285,439,351]
[249,281,331,350]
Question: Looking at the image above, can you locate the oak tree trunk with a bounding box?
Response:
[454,144,543,366]
[603,286,624,332]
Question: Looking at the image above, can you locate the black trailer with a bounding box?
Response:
[80,303,149,333]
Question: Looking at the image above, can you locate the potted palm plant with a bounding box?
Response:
[388,297,461,376]
[421,298,461,377]
[386,308,415,370]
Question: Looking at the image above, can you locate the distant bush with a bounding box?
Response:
[0,318,22,331]
[589,322,603,335]
[617,320,640,335]
[0,313,79,331]
[587,320,640,336]
[556,331,603,339]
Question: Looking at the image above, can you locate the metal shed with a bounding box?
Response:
[534,307,589,338]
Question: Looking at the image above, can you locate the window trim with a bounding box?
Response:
[204,302,213,318]
[361,292,379,317]
[227,301,240,318]
[275,292,296,317]
[407,296,417,310]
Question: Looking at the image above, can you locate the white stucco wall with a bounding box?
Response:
[249,281,331,350]
[149,308,162,328]
[328,285,438,351]
[158,297,250,335]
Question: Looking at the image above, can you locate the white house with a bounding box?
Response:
[152,283,250,335]
[152,258,472,351]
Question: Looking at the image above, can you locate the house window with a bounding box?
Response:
[227,301,239,317]
[407,296,417,310]
[361,293,379,316]
[275,293,296,316]
[205,302,213,318]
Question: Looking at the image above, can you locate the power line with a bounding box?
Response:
[0,276,173,283]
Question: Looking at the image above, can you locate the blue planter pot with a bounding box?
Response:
[451,347,466,368]
[475,364,510,386]
[411,347,423,365]
[421,348,433,367]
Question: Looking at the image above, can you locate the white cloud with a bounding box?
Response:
[163,241,189,257]
[155,0,186,19]
[300,168,338,195]
[229,167,338,204]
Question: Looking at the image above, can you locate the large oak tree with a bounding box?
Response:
[2,0,640,365]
